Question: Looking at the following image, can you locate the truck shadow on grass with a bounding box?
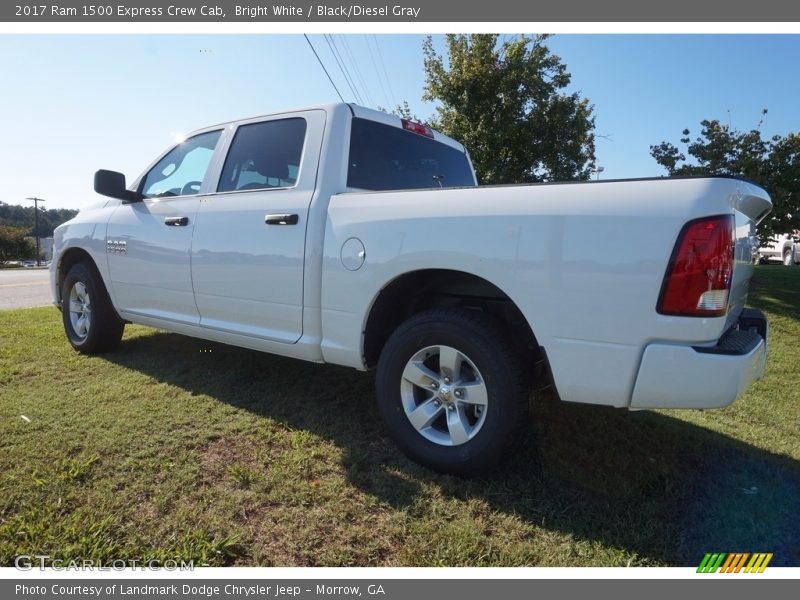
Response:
[103,331,800,567]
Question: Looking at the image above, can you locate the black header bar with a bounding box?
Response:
[3,0,800,22]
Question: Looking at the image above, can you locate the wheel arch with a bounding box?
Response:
[56,247,107,308]
[362,268,542,371]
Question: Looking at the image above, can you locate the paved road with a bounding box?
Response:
[0,268,53,310]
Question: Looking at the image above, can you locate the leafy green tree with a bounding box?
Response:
[390,101,420,122]
[651,114,800,244]
[420,34,596,184]
[0,225,34,262]
[0,202,78,237]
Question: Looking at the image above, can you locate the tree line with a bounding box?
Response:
[0,203,78,238]
[0,203,78,262]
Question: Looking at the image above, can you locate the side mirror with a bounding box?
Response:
[94,170,142,203]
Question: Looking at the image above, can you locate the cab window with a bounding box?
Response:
[347,118,476,191]
[141,130,221,199]
[217,118,307,193]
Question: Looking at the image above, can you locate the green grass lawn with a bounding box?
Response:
[1,266,798,567]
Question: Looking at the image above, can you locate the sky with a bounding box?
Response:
[0,33,799,210]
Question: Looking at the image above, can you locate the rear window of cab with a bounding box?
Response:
[347,118,476,191]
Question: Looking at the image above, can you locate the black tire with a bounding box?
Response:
[375,308,530,476]
[61,261,124,354]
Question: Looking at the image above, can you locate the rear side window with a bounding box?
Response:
[347,118,476,191]
[218,118,307,193]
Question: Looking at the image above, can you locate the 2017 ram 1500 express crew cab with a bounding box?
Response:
[51,103,771,474]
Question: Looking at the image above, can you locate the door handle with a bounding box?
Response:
[265,213,299,226]
[164,216,189,227]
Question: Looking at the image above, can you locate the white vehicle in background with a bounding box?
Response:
[758,232,799,265]
[50,103,772,475]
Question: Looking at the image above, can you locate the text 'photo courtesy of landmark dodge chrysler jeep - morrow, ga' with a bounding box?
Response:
[51,103,771,475]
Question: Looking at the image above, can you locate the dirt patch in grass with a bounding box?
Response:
[201,437,263,478]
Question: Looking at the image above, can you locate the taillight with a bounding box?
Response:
[657,215,735,317]
[401,118,434,138]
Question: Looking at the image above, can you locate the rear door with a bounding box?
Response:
[190,110,325,343]
[106,129,222,324]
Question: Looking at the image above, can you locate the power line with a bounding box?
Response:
[325,34,363,105]
[330,35,364,105]
[321,34,358,103]
[372,35,397,108]
[340,35,374,108]
[303,34,344,103]
[365,34,392,109]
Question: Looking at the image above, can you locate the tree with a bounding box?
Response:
[0,225,34,262]
[420,34,596,185]
[651,114,800,244]
[390,101,420,122]
[0,202,78,238]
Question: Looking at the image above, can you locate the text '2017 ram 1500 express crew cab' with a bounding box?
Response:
[51,103,771,475]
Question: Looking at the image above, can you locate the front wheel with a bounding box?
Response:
[376,308,530,476]
[61,261,124,354]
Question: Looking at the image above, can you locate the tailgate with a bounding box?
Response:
[726,179,772,329]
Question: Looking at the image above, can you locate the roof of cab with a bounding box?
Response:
[186,102,468,154]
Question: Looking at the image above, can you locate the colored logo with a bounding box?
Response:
[697,553,773,573]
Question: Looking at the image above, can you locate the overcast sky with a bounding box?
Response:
[1,34,799,210]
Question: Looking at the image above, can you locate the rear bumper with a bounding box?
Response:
[630,309,768,409]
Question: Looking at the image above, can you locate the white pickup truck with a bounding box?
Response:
[758,232,799,265]
[51,103,771,475]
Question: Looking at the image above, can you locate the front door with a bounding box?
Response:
[106,129,222,324]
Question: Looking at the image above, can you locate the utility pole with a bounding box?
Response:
[25,197,45,266]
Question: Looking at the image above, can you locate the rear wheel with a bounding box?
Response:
[376,308,530,476]
[61,261,124,354]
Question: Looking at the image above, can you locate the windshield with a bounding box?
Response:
[347,118,476,191]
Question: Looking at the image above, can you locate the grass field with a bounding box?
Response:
[1,266,798,567]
